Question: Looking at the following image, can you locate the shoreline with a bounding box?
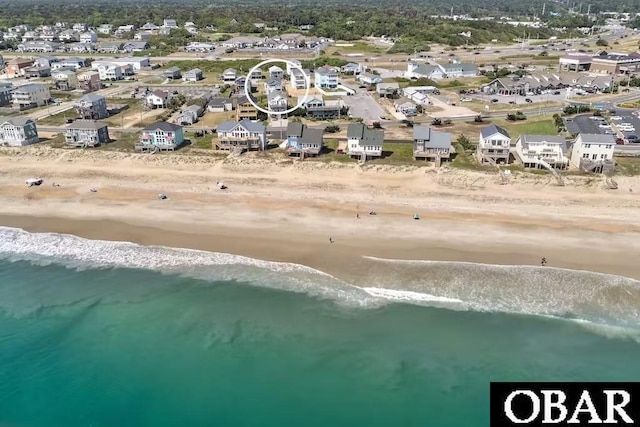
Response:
[0,148,639,281]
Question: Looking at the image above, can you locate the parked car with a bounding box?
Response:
[525,98,533,103]
[616,138,625,145]
[627,134,639,142]
[611,116,622,120]
[598,124,611,129]
[460,97,472,102]
[553,91,561,95]
[509,101,516,105]
[491,99,499,103]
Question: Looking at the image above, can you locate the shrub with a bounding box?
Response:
[324,124,340,133]
[456,134,474,151]
[431,118,442,126]
[474,115,484,123]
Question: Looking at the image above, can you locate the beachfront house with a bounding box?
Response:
[12,83,50,110]
[570,133,616,174]
[477,124,511,165]
[346,123,383,161]
[137,122,184,151]
[514,134,569,170]
[74,94,108,120]
[0,117,39,146]
[215,119,267,151]
[65,120,110,147]
[413,126,454,165]
[283,122,323,157]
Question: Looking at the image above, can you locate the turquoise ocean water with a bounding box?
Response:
[0,226,639,427]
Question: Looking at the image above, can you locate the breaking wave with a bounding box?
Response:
[1,226,639,339]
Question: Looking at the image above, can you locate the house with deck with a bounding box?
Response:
[235,95,258,120]
[183,68,203,82]
[264,77,283,94]
[0,117,39,146]
[394,98,417,116]
[283,122,323,157]
[25,66,51,78]
[52,69,78,90]
[346,123,383,160]
[402,87,430,105]
[413,126,454,165]
[53,57,86,70]
[477,124,511,165]
[6,59,34,78]
[65,120,110,147]
[146,90,170,109]
[161,67,182,80]
[341,63,363,75]
[175,105,204,125]
[314,66,339,89]
[297,95,341,119]
[78,71,101,92]
[222,68,237,83]
[438,62,479,78]
[137,122,184,151]
[97,63,124,81]
[215,119,267,151]
[377,82,401,98]
[290,69,308,90]
[12,84,50,109]
[268,65,284,80]
[0,83,13,107]
[267,90,288,116]
[75,94,108,119]
[514,134,569,170]
[570,133,615,174]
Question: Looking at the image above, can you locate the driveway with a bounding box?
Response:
[342,92,387,122]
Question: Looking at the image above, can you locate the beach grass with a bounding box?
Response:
[614,156,640,176]
[186,133,213,149]
[37,110,76,126]
[324,42,386,55]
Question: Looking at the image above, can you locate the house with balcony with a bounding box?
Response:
[341,63,363,75]
[97,63,124,81]
[12,83,50,110]
[0,83,13,107]
[413,126,454,165]
[97,24,113,35]
[346,123,383,161]
[297,95,342,119]
[175,105,204,126]
[215,119,267,151]
[59,30,80,42]
[477,124,511,165]
[394,98,417,117]
[283,122,324,157]
[6,59,34,78]
[97,41,124,54]
[183,68,203,82]
[570,133,615,174]
[514,134,569,170]
[314,65,338,89]
[33,55,59,68]
[290,68,308,90]
[286,59,302,75]
[264,77,283,94]
[137,122,184,151]
[79,31,98,44]
[122,41,150,53]
[267,90,288,117]
[146,90,170,109]
[0,117,39,146]
[65,120,110,147]
[222,68,238,83]
[234,76,251,93]
[77,71,101,92]
[235,95,258,120]
[377,82,400,98]
[25,65,51,78]
[75,93,108,119]
[53,57,86,70]
[268,65,284,80]
[52,69,78,90]
[438,62,479,78]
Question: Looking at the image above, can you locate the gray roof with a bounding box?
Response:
[186,68,202,74]
[162,66,181,74]
[79,93,105,103]
[67,120,107,130]
[347,123,383,147]
[184,104,202,112]
[143,121,182,132]
[286,121,304,137]
[413,126,452,149]
[267,90,285,101]
[578,133,616,144]
[208,97,230,107]
[299,127,323,145]
[519,134,567,153]
[0,117,35,127]
[217,119,265,133]
[480,124,510,139]
[14,83,47,92]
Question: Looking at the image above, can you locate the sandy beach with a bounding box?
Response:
[0,145,639,281]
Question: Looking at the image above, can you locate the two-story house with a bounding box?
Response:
[79,31,98,44]
[297,95,341,119]
[6,59,34,78]
[53,57,86,70]
[65,120,110,147]
[570,133,616,174]
[341,63,363,75]
[175,105,203,126]
[394,98,417,117]
[377,83,400,98]
[515,134,569,170]
[97,63,124,81]
[267,90,288,116]
[346,123,383,161]
[477,124,511,165]
[12,83,50,109]
[0,82,13,107]
[161,67,181,80]
[52,69,78,90]
[97,24,113,35]
[137,122,184,151]
[413,126,454,165]
[437,62,479,78]
[235,95,258,121]
[0,117,39,146]
[290,68,308,91]
[286,59,302,75]
[183,68,203,82]
[207,97,233,113]
[264,77,283,94]
[75,94,108,120]
[78,71,101,92]
[215,119,267,151]
[405,62,445,80]
[268,65,284,80]
[146,90,170,109]
[222,68,237,83]
[283,122,324,157]
[314,65,338,89]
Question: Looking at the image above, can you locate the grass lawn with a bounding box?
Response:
[185,132,213,149]
[37,109,76,126]
[496,117,557,136]
[324,41,386,55]
[103,104,143,127]
[319,139,356,163]
[614,156,640,176]
[99,132,138,151]
[199,111,235,127]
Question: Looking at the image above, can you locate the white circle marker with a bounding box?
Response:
[243,59,311,116]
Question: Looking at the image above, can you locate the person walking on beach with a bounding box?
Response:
[356,213,360,219]
[329,237,334,244]
[541,257,547,266]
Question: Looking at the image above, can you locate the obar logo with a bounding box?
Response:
[491,383,640,426]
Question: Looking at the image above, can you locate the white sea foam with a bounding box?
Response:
[361,287,466,306]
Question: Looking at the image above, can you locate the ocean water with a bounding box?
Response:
[1,227,640,427]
